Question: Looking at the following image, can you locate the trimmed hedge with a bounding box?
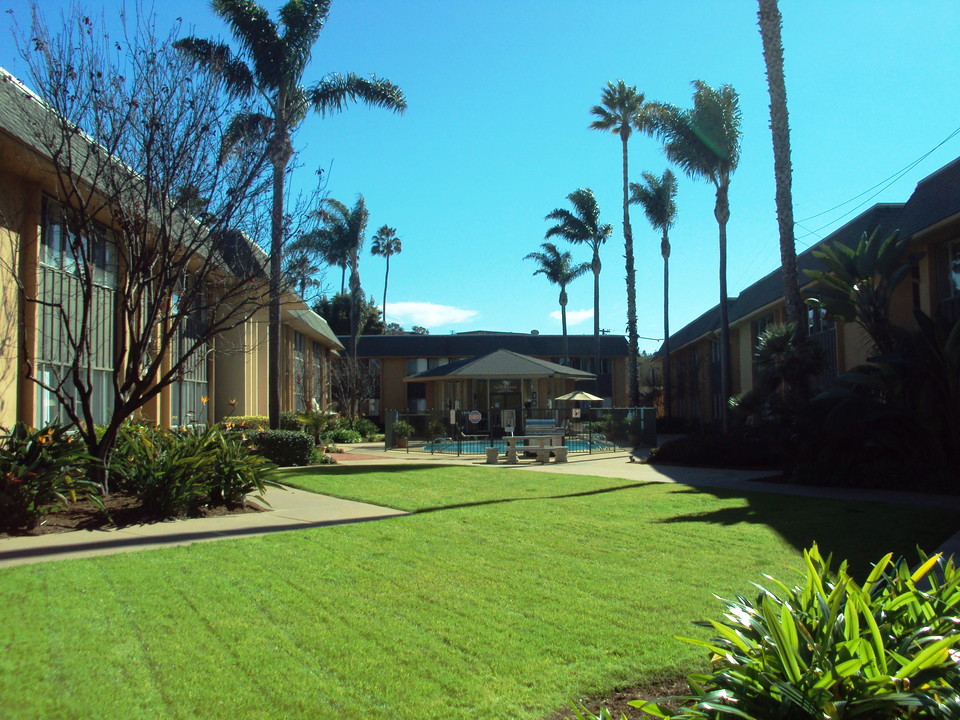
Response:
[252,430,314,466]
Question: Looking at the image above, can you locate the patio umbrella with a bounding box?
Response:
[554,391,603,402]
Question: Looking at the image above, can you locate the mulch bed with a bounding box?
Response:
[0,491,265,539]
[547,675,691,719]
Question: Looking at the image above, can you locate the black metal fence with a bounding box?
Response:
[384,407,656,455]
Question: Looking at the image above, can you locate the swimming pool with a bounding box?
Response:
[422,437,617,454]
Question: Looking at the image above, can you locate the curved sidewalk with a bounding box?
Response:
[0,485,406,568]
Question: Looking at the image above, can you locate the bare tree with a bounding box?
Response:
[330,356,378,420]
[7,5,274,490]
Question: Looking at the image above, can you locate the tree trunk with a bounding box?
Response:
[382,254,390,324]
[662,229,672,422]
[716,181,732,433]
[559,286,569,363]
[268,157,285,430]
[621,134,640,407]
[592,251,601,379]
[758,0,803,333]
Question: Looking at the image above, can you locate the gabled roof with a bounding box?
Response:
[348,333,629,358]
[664,203,904,353]
[405,349,596,381]
[897,156,960,239]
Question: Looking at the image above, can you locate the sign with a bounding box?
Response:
[449,409,456,424]
[468,410,481,424]
[571,408,581,419]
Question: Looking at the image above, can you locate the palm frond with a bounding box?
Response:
[221,111,273,160]
[630,168,678,232]
[211,0,281,86]
[308,73,407,118]
[173,37,255,98]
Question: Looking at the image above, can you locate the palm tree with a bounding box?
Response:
[590,80,656,406]
[653,81,741,431]
[370,225,401,324]
[544,189,613,370]
[315,196,369,349]
[175,0,405,429]
[630,169,678,421]
[524,242,590,362]
[758,0,803,332]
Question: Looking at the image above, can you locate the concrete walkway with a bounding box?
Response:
[2,441,959,567]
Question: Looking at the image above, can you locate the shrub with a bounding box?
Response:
[309,447,335,464]
[646,427,784,468]
[112,423,280,516]
[279,412,305,432]
[328,427,363,444]
[392,420,415,439]
[348,417,379,440]
[626,545,960,719]
[0,423,99,530]
[220,415,269,431]
[251,430,314,466]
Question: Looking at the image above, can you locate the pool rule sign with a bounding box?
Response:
[468,410,482,425]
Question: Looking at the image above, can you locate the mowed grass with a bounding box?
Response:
[1,465,956,719]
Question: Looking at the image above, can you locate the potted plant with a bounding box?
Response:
[392,420,414,449]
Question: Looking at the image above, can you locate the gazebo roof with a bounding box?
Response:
[404,349,595,382]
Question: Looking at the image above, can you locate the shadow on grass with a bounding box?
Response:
[279,463,442,477]
[411,482,655,515]
[656,486,957,576]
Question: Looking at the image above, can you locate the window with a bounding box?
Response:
[36,198,117,427]
[170,280,209,426]
[311,341,325,408]
[942,239,960,299]
[293,331,306,412]
[406,357,427,375]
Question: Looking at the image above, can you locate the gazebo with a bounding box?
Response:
[404,349,595,418]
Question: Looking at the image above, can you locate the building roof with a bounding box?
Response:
[286,310,343,351]
[405,349,596,381]
[897,156,960,239]
[664,203,904,353]
[348,332,629,359]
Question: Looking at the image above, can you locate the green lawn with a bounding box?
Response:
[1,466,956,719]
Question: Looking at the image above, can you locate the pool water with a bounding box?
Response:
[422,437,616,454]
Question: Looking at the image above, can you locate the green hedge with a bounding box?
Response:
[251,430,314,466]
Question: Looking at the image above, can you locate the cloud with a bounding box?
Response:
[549,308,594,326]
[388,302,479,328]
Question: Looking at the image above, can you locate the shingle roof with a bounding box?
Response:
[405,349,596,381]
[348,333,629,359]
[897,157,960,239]
[664,203,904,352]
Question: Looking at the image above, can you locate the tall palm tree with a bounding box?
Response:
[524,242,590,362]
[176,0,405,429]
[630,169,678,421]
[544,188,612,373]
[653,81,741,431]
[590,80,656,406]
[370,225,401,324]
[758,0,804,333]
[316,196,369,349]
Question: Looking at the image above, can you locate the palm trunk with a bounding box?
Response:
[382,254,390,324]
[340,266,346,294]
[268,156,285,430]
[621,134,640,407]
[758,0,803,333]
[592,251,601,378]
[716,181,732,433]
[662,229,671,422]
[559,287,569,363]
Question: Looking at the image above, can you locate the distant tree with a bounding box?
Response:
[313,292,385,337]
[758,0,803,332]
[631,169,678,421]
[385,322,405,335]
[544,189,612,366]
[411,325,429,335]
[176,0,406,429]
[590,80,656,405]
[330,355,378,420]
[314,196,369,349]
[524,242,590,361]
[370,225,401,323]
[653,81,742,431]
[8,7,270,491]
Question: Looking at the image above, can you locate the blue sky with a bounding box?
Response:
[4,1,959,352]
